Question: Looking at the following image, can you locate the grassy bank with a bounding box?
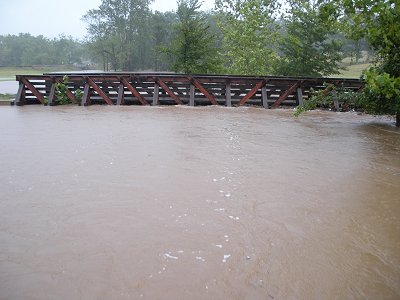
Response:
[0,65,82,81]
[0,93,15,100]
[336,63,371,78]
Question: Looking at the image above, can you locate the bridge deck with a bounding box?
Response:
[14,73,363,107]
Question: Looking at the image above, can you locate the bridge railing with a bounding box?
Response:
[14,73,364,108]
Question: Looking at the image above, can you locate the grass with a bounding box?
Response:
[335,63,372,78]
[0,65,81,81]
[0,93,15,102]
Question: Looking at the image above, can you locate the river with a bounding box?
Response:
[0,106,399,299]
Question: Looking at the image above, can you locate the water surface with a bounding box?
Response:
[0,106,399,299]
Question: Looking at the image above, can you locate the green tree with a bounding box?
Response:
[163,0,221,74]
[341,0,400,126]
[151,11,178,71]
[276,0,343,77]
[83,0,153,71]
[216,0,280,75]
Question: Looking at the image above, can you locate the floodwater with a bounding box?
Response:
[0,81,18,94]
[0,106,399,299]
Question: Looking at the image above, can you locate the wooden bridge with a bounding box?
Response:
[14,73,363,108]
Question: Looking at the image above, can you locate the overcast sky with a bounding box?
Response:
[0,0,215,39]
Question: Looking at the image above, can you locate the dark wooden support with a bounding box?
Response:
[48,82,57,106]
[189,84,195,106]
[81,83,91,106]
[55,78,77,104]
[87,77,113,105]
[21,78,45,104]
[262,86,268,109]
[157,79,183,105]
[121,77,148,105]
[15,82,25,106]
[239,80,267,106]
[226,82,232,107]
[189,77,218,105]
[117,83,125,105]
[152,82,159,105]
[272,81,301,108]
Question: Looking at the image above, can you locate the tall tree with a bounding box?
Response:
[216,0,280,75]
[83,0,153,71]
[151,11,178,71]
[276,0,343,77]
[341,0,400,126]
[163,0,221,74]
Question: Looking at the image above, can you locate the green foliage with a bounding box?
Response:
[162,0,222,74]
[216,0,281,75]
[361,68,400,116]
[75,89,83,102]
[83,0,153,71]
[293,83,365,117]
[341,0,399,125]
[54,75,72,105]
[276,0,343,77]
[341,0,399,76]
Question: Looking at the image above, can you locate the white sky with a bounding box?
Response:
[0,0,215,39]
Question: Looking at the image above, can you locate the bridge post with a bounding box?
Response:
[15,82,25,106]
[226,82,231,107]
[152,82,159,105]
[81,83,91,106]
[117,83,124,105]
[262,86,268,108]
[48,81,56,106]
[297,87,303,106]
[189,84,195,106]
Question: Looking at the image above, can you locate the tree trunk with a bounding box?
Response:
[396,113,400,127]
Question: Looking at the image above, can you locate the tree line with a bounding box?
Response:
[81,0,372,76]
[0,34,85,67]
[1,0,371,75]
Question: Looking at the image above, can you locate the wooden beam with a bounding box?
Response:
[239,80,267,106]
[117,83,124,105]
[54,78,77,104]
[120,77,148,105]
[157,79,183,105]
[21,78,45,104]
[81,83,91,106]
[190,77,218,105]
[152,82,159,105]
[272,81,301,108]
[15,82,25,106]
[86,77,113,105]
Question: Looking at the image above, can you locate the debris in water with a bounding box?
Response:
[164,253,178,260]
[222,254,231,263]
[196,256,206,262]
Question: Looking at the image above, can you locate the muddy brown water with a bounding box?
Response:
[0,106,399,299]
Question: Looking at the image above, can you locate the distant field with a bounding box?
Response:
[0,62,371,84]
[0,66,82,81]
[336,63,371,78]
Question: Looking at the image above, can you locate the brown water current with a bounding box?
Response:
[0,106,399,299]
